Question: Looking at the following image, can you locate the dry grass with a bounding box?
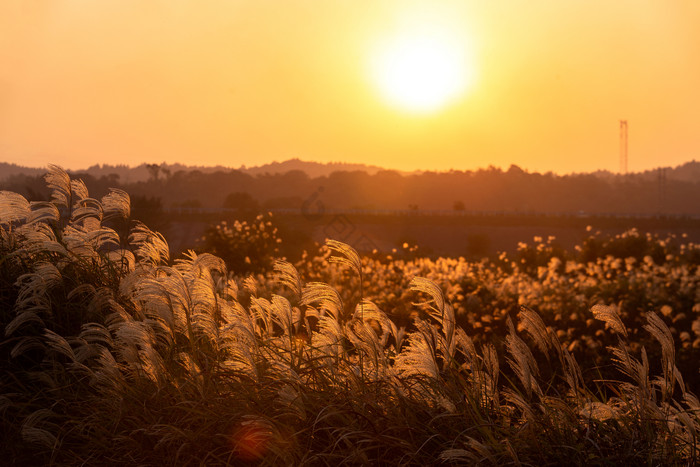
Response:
[1,167,699,465]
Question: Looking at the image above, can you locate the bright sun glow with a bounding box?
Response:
[370,29,475,114]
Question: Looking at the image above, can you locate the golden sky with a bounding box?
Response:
[1,0,699,174]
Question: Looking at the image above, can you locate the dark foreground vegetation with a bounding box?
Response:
[1,166,699,465]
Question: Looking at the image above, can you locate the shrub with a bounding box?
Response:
[197,214,281,275]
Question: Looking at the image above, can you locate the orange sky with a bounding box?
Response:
[1,0,699,174]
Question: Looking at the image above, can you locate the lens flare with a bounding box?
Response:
[230,419,273,461]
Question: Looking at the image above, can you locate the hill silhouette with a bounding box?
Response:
[0,158,393,183]
[1,159,699,215]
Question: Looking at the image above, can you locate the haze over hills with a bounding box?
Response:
[2,158,699,216]
[241,159,393,178]
[1,158,698,183]
[0,163,45,180]
[0,158,394,183]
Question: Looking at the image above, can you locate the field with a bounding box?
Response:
[2,167,700,465]
[156,208,700,263]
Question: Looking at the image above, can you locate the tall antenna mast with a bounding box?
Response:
[619,120,628,174]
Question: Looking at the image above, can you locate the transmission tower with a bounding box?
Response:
[619,120,628,174]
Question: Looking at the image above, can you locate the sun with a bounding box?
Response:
[369,29,475,114]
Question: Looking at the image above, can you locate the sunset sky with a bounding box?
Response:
[1,0,699,174]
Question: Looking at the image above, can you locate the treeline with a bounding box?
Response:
[2,162,699,215]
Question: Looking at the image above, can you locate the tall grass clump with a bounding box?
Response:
[1,167,699,465]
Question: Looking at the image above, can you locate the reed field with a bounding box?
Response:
[1,166,699,465]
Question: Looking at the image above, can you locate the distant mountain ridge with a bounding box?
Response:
[1,158,698,183]
[0,158,394,183]
[242,158,392,178]
[2,158,699,215]
[589,161,700,183]
[0,163,45,180]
